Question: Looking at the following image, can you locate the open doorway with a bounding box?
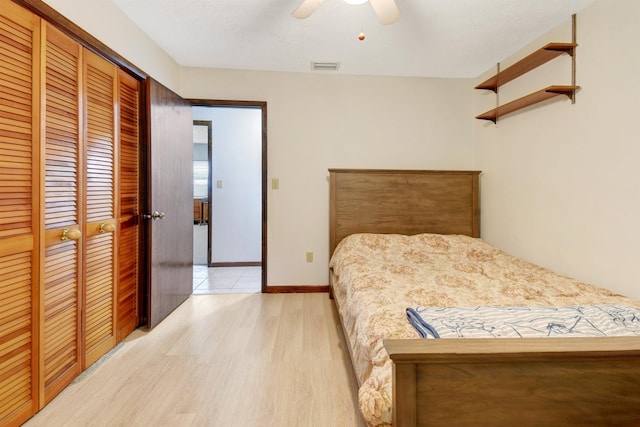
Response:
[190,100,267,294]
[192,120,211,265]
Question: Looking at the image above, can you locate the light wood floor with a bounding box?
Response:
[25,293,364,426]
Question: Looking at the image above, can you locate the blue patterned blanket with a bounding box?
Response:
[406,305,640,339]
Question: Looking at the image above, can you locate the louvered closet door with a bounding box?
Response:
[83,50,117,367]
[40,22,82,405]
[117,70,139,342]
[0,2,40,424]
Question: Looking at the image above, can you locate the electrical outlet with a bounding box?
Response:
[272,178,279,190]
[306,252,313,263]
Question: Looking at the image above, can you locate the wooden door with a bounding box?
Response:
[40,22,83,405]
[116,70,140,341]
[1,2,142,422]
[145,78,192,328]
[82,49,117,367]
[0,2,40,424]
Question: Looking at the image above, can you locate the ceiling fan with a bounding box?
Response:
[292,0,401,25]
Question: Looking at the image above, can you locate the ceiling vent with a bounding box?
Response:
[312,61,340,71]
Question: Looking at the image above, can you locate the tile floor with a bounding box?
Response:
[192,265,262,294]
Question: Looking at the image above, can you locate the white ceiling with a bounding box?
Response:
[110,0,595,79]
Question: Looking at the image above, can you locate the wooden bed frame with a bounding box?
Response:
[328,169,640,427]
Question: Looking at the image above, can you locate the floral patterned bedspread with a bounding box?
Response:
[328,233,638,427]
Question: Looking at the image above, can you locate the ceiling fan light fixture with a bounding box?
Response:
[292,0,399,24]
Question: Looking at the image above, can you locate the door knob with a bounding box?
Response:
[99,222,116,233]
[143,211,166,220]
[61,228,81,241]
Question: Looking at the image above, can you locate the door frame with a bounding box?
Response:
[189,99,267,293]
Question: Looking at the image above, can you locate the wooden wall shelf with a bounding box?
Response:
[475,85,579,123]
[475,14,579,124]
[475,43,576,92]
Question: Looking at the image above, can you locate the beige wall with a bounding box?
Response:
[181,69,475,285]
[42,0,181,91]
[42,0,638,297]
[474,0,640,299]
[39,0,475,287]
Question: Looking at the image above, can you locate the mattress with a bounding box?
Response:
[329,233,638,427]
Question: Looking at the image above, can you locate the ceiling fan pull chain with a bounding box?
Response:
[359,4,366,41]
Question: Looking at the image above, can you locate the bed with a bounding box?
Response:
[328,169,640,427]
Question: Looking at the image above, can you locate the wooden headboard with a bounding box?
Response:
[329,169,481,256]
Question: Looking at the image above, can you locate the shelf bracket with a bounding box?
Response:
[494,62,500,125]
[571,13,577,104]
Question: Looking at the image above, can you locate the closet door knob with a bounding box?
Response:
[61,228,81,241]
[99,222,116,233]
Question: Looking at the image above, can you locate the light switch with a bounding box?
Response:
[306,252,313,263]
[272,178,279,190]
[216,180,223,189]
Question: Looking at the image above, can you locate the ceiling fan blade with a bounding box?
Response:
[369,0,400,25]
[292,0,326,19]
